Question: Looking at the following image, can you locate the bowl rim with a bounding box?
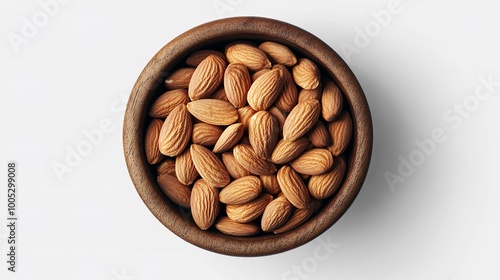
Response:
[123,16,373,256]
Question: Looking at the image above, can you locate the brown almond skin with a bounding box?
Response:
[222,152,251,179]
[157,174,191,208]
[149,89,189,118]
[224,63,251,108]
[282,99,321,141]
[186,49,226,67]
[208,87,229,102]
[268,106,287,134]
[270,137,310,165]
[175,148,199,185]
[188,55,227,100]
[164,67,195,90]
[292,58,321,90]
[327,111,353,156]
[290,148,334,175]
[298,86,322,103]
[251,68,271,82]
[186,99,238,126]
[156,158,176,175]
[261,196,293,232]
[273,199,322,234]
[213,123,245,153]
[308,156,346,199]
[258,41,297,67]
[321,80,343,121]
[248,111,279,159]
[219,176,262,204]
[276,166,310,209]
[190,144,230,187]
[215,216,261,236]
[232,144,277,175]
[247,69,283,111]
[191,123,224,146]
[226,43,271,72]
[226,193,273,223]
[273,64,298,113]
[237,106,257,130]
[158,104,192,157]
[191,179,220,230]
[307,121,332,148]
[145,118,164,164]
[260,174,281,195]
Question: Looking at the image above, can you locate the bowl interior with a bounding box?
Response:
[123,16,372,256]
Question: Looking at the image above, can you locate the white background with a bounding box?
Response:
[1,0,499,279]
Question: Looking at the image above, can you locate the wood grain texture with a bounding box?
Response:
[123,16,373,257]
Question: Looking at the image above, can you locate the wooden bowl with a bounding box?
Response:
[123,16,372,256]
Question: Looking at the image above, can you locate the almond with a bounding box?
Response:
[327,111,353,156]
[273,64,298,113]
[282,99,321,141]
[258,41,297,67]
[226,43,271,72]
[260,174,281,195]
[298,86,322,103]
[248,111,279,159]
[158,104,192,157]
[188,55,226,100]
[308,156,346,199]
[175,148,199,185]
[149,89,189,118]
[321,80,343,121]
[186,99,238,126]
[190,144,230,187]
[191,179,220,230]
[232,144,277,175]
[157,173,191,208]
[156,158,176,175]
[226,193,273,223]
[237,106,257,130]
[215,216,261,236]
[222,152,251,179]
[247,69,283,111]
[261,196,293,232]
[290,148,333,175]
[208,87,229,102]
[267,106,287,134]
[270,137,310,164]
[293,58,321,90]
[164,67,195,90]
[219,176,262,204]
[273,199,322,234]
[276,165,310,209]
[224,63,251,108]
[251,68,271,82]
[213,123,245,153]
[307,121,332,148]
[145,118,164,164]
[191,122,224,146]
[186,49,226,67]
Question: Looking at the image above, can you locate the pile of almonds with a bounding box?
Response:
[145,41,352,236]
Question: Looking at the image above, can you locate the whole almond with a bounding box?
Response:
[260,174,281,195]
[321,80,343,121]
[188,55,226,100]
[307,121,332,148]
[270,137,310,164]
[145,118,164,164]
[308,156,346,199]
[293,58,321,90]
[191,179,220,230]
[327,111,353,156]
[157,173,191,208]
[237,106,257,130]
[149,89,189,118]
[213,123,245,153]
[156,158,176,175]
[261,196,293,232]
[158,104,192,157]
[248,111,279,159]
[222,152,251,179]
[273,199,322,234]
[282,99,321,141]
[298,86,322,103]
[190,144,230,187]
[247,69,283,111]
[226,193,273,223]
[164,67,195,90]
[224,63,251,108]
[208,87,229,102]
[233,144,277,175]
[273,64,298,113]
[258,41,297,67]
[187,99,238,126]
[215,216,261,237]
[290,148,334,175]
[226,43,271,72]
[175,148,199,185]
[251,68,271,82]
[276,166,310,209]
[191,123,224,146]
[186,49,227,67]
[219,176,262,204]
